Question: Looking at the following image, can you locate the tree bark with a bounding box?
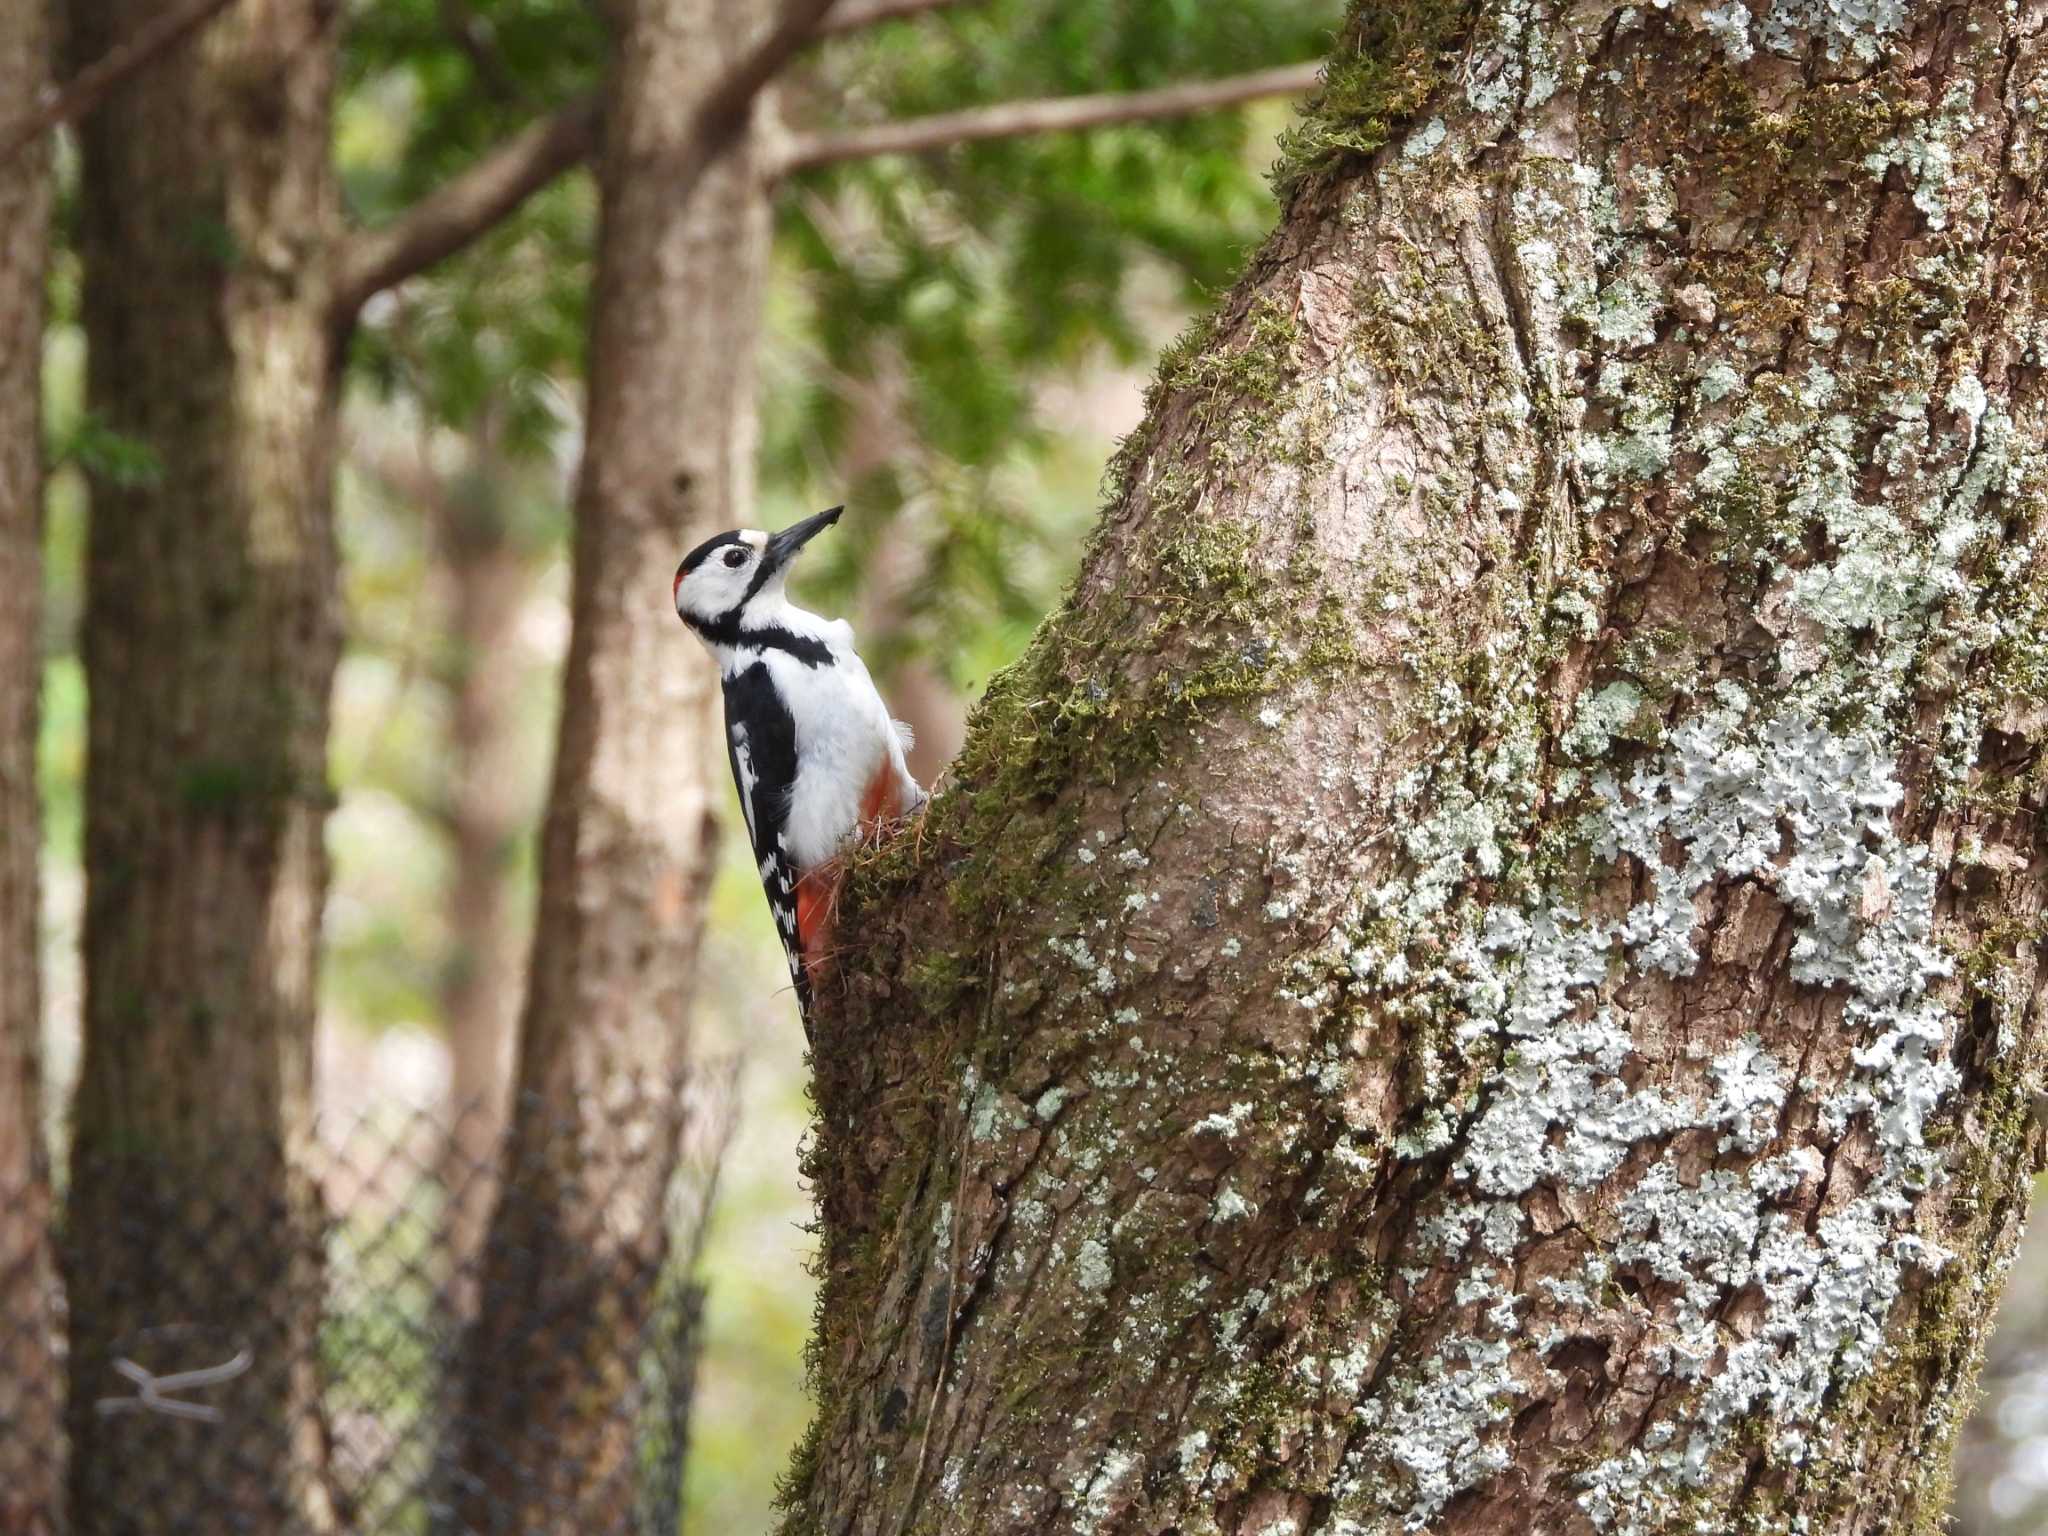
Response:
[789,4,2048,1534]
[0,2,59,1529]
[451,0,769,1525]
[62,0,343,1528]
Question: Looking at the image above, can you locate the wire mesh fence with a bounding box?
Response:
[0,1069,732,1536]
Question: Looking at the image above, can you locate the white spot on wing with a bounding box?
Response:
[731,724,760,845]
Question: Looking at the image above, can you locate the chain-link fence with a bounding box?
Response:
[0,1070,732,1536]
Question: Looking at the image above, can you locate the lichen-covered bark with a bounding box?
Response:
[0,2,59,1529]
[62,0,344,1527]
[792,4,2048,1533]
[451,0,767,1523]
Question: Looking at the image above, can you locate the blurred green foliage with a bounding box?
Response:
[767,0,1338,676]
[336,0,1339,674]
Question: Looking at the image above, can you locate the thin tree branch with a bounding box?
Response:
[329,94,602,326]
[0,0,234,166]
[816,0,964,35]
[331,0,853,323]
[688,0,842,160]
[770,59,1326,176]
[331,39,1315,319]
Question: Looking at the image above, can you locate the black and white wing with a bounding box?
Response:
[721,661,809,1013]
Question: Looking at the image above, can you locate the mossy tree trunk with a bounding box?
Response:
[62,0,343,1528]
[790,3,2048,1533]
[450,0,769,1525]
[0,2,59,1529]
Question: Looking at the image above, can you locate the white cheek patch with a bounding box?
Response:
[680,533,766,613]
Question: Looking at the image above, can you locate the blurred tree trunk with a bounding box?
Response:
[843,356,968,786]
[61,0,342,1529]
[0,2,60,1529]
[430,432,537,1279]
[450,0,769,1525]
[349,423,541,1274]
[881,653,966,791]
[789,3,2048,1533]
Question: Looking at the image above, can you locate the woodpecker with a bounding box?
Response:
[673,505,924,1020]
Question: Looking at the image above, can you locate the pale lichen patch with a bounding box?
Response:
[1333,688,1970,1529]
[1075,1237,1114,1294]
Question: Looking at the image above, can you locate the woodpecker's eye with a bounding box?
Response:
[723,547,748,569]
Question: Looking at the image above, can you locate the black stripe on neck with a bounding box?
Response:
[738,553,783,611]
[686,612,832,667]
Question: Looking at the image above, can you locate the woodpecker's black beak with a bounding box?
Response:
[765,505,843,571]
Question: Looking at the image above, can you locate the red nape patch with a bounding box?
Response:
[673,566,685,604]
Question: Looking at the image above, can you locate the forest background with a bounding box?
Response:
[14,0,2048,1529]
[20,0,1332,1526]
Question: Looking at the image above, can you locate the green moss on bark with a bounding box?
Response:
[1271,0,1484,195]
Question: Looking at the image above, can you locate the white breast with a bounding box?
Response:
[760,643,899,873]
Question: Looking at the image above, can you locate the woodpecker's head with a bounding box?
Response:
[673,505,842,635]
